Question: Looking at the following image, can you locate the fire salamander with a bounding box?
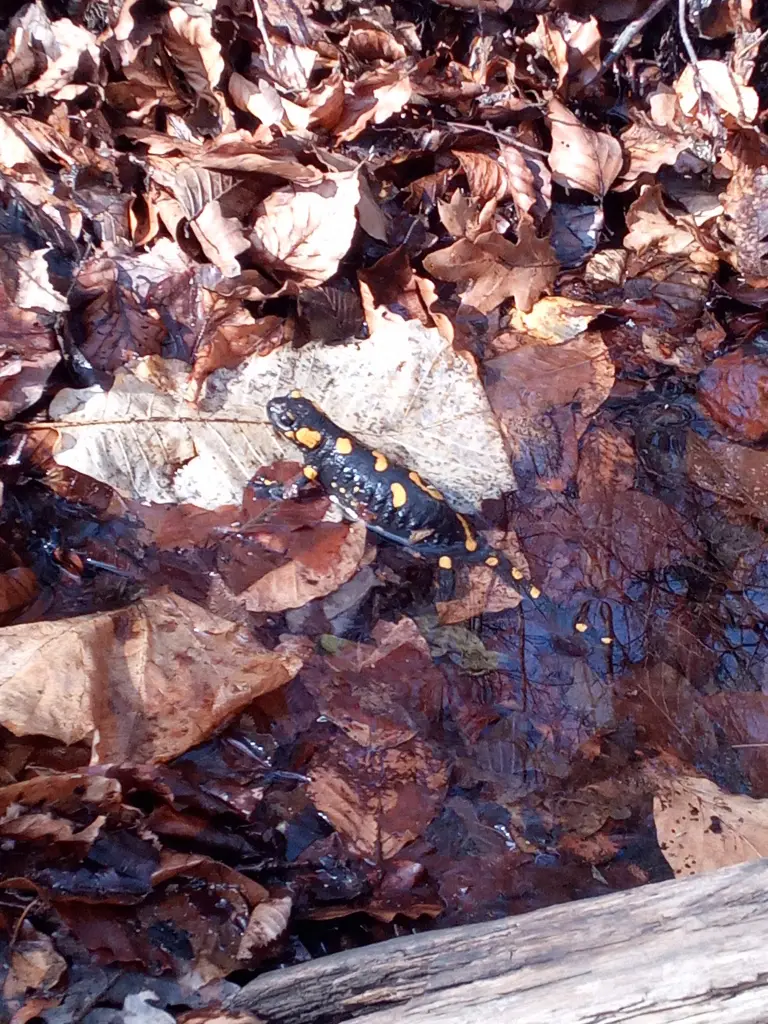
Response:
[256,392,613,649]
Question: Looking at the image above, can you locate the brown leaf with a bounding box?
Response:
[161,6,228,121]
[334,65,412,142]
[547,98,623,197]
[424,214,558,313]
[0,591,303,763]
[654,774,768,876]
[191,200,250,277]
[282,71,346,132]
[358,247,437,327]
[343,20,408,62]
[619,116,691,187]
[675,59,758,125]
[250,171,360,285]
[719,133,768,285]
[242,520,367,612]
[3,935,66,999]
[524,14,601,96]
[697,349,768,441]
[686,430,768,520]
[228,72,285,127]
[308,734,449,859]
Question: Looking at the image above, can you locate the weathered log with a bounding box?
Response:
[230,858,768,1024]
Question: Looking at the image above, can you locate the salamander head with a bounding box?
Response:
[267,394,330,451]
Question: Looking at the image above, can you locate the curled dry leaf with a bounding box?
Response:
[308,734,449,859]
[506,295,606,343]
[343,20,408,62]
[282,71,346,132]
[424,213,558,313]
[334,64,412,142]
[0,590,303,764]
[251,171,360,286]
[547,98,623,197]
[228,72,284,127]
[237,896,293,959]
[51,318,514,512]
[162,5,228,121]
[654,774,768,876]
[525,14,601,96]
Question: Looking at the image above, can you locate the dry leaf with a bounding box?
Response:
[308,735,449,859]
[654,774,768,876]
[686,431,768,520]
[675,59,758,124]
[228,72,284,126]
[719,134,768,285]
[0,591,303,763]
[51,317,515,512]
[547,98,623,197]
[334,65,412,142]
[424,214,558,313]
[237,896,293,959]
[251,171,360,285]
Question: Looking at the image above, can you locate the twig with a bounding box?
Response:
[596,0,672,80]
[438,120,549,157]
[677,0,700,68]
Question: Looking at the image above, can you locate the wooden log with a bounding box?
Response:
[230,858,768,1024]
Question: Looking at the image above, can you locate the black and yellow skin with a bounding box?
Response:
[258,392,613,648]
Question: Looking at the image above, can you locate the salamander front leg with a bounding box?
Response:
[249,464,320,501]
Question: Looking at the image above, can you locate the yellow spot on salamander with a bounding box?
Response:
[390,482,407,508]
[373,451,389,472]
[574,622,588,633]
[529,586,541,600]
[290,389,303,398]
[438,555,453,569]
[456,514,478,553]
[601,636,613,645]
[295,427,322,449]
[335,437,353,455]
[303,465,318,480]
[485,556,499,567]
[339,487,346,494]
[284,430,295,439]
[511,567,524,580]
[408,471,444,501]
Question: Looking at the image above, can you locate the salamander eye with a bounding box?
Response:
[267,398,299,432]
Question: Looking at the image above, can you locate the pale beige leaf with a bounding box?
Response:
[675,59,758,123]
[547,98,623,197]
[507,295,606,342]
[282,71,346,131]
[0,591,303,764]
[251,171,360,285]
[654,774,768,876]
[191,200,250,277]
[228,72,284,126]
[15,248,69,312]
[51,316,514,512]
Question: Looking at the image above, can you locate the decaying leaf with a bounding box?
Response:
[308,734,449,859]
[654,774,768,876]
[0,591,303,763]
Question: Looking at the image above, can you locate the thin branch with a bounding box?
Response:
[595,0,672,80]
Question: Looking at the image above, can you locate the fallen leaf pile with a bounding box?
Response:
[2,0,768,1015]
